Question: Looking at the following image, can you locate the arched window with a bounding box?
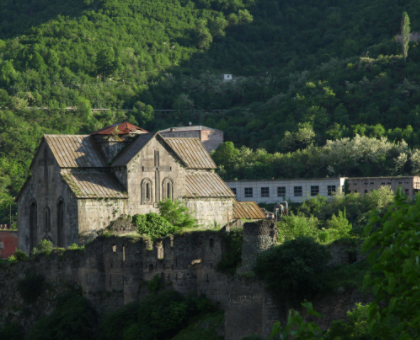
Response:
[29,200,37,252]
[57,199,65,247]
[141,179,153,205]
[162,178,173,200]
[44,207,51,232]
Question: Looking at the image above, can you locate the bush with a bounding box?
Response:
[26,295,97,340]
[327,303,372,340]
[277,213,320,243]
[157,199,198,229]
[132,213,176,240]
[100,302,139,340]
[17,273,45,304]
[13,249,28,261]
[0,322,24,340]
[254,237,331,305]
[216,228,243,276]
[32,240,54,255]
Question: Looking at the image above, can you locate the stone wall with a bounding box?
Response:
[1,223,368,339]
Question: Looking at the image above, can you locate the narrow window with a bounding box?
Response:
[327,185,336,196]
[167,182,171,198]
[277,187,286,197]
[112,244,117,252]
[261,187,269,197]
[149,264,153,271]
[146,183,150,199]
[231,188,237,196]
[44,207,50,232]
[209,238,214,248]
[310,186,319,196]
[244,188,253,198]
[405,188,410,195]
[294,186,302,197]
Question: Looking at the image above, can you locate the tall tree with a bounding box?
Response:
[401,11,411,63]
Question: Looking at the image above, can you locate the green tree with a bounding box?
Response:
[400,12,410,63]
[254,237,332,304]
[97,47,116,76]
[157,199,198,229]
[362,187,420,339]
[133,213,176,240]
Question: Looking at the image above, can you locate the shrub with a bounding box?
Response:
[322,209,352,242]
[14,249,28,261]
[254,237,331,305]
[216,228,243,276]
[26,295,97,340]
[0,322,24,340]
[17,273,45,304]
[132,213,176,240]
[100,302,139,340]
[327,303,372,340]
[277,213,320,243]
[158,199,198,229]
[32,240,54,255]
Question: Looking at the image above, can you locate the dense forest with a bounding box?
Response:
[2,0,420,221]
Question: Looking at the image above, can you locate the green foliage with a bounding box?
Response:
[157,199,198,229]
[32,239,54,255]
[67,243,85,251]
[0,322,24,340]
[362,187,420,339]
[327,303,372,340]
[171,311,224,340]
[100,290,215,340]
[146,274,167,294]
[13,249,28,261]
[277,214,320,243]
[216,228,243,275]
[401,12,411,63]
[17,273,45,304]
[269,302,324,340]
[26,295,97,340]
[133,212,176,240]
[254,237,331,305]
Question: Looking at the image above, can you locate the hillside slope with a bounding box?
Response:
[2,0,420,220]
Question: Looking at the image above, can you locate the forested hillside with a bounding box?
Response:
[2,0,420,220]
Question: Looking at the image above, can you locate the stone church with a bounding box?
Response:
[16,122,237,252]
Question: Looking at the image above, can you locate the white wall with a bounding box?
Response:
[225,178,346,204]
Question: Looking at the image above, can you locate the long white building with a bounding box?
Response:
[225,178,346,203]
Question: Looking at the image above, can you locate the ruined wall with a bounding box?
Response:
[17,142,79,252]
[2,224,368,339]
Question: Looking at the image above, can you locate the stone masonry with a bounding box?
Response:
[0,222,368,340]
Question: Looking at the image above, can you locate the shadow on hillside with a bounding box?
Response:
[0,0,96,39]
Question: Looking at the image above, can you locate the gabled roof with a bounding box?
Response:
[112,133,156,167]
[44,135,106,168]
[90,122,148,135]
[164,138,216,169]
[185,171,235,198]
[62,171,127,199]
[233,201,266,220]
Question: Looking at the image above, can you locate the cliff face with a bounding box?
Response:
[0,222,367,340]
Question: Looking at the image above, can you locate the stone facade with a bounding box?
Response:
[0,222,368,340]
[16,123,236,252]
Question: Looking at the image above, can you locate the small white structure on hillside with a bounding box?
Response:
[222,74,233,82]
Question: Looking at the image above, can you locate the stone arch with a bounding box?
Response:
[162,177,174,200]
[57,197,65,247]
[43,207,51,232]
[29,199,37,252]
[141,178,153,205]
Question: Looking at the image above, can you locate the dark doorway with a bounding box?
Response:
[29,201,37,252]
[57,200,64,247]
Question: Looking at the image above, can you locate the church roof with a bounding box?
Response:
[62,171,127,199]
[232,201,266,220]
[44,135,106,168]
[90,122,148,135]
[164,138,217,169]
[159,126,221,133]
[112,133,156,167]
[185,172,235,198]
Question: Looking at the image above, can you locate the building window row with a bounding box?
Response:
[232,185,338,198]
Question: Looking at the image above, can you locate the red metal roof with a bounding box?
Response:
[90,122,149,135]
